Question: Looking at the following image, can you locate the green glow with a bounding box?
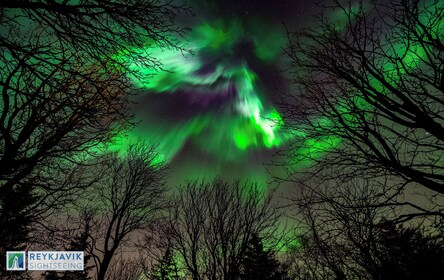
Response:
[193,20,243,50]
[330,3,368,31]
[288,0,444,170]
[263,230,302,254]
[249,18,287,62]
[106,19,299,169]
[292,136,342,169]
[106,2,444,177]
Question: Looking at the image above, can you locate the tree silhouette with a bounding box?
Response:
[104,256,151,280]
[0,0,186,258]
[240,233,288,280]
[166,179,283,280]
[0,48,130,257]
[375,222,444,280]
[0,183,36,248]
[281,1,444,276]
[0,0,187,191]
[77,144,168,280]
[286,178,444,280]
[0,0,187,67]
[282,0,444,197]
[151,243,181,280]
[42,217,94,280]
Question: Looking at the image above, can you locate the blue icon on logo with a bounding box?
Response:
[6,251,26,271]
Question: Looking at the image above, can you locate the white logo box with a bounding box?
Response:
[27,251,84,271]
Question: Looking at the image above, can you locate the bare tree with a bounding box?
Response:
[0,0,187,265]
[0,44,131,269]
[0,0,188,72]
[148,239,182,280]
[40,211,95,280]
[65,144,169,280]
[166,179,284,280]
[287,179,395,280]
[281,0,444,197]
[0,0,188,189]
[278,3,444,277]
[105,256,150,280]
[285,178,444,280]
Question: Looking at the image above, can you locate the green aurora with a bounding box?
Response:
[98,0,442,183]
[104,19,308,180]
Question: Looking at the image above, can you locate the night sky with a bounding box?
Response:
[104,1,333,185]
[1,1,443,278]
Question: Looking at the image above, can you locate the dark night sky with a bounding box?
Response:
[189,0,317,20]
[123,0,340,185]
[122,0,328,185]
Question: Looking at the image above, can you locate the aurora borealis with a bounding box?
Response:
[100,0,442,183]
[105,13,301,181]
[96,1,358,183]
[2,1,444,278]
